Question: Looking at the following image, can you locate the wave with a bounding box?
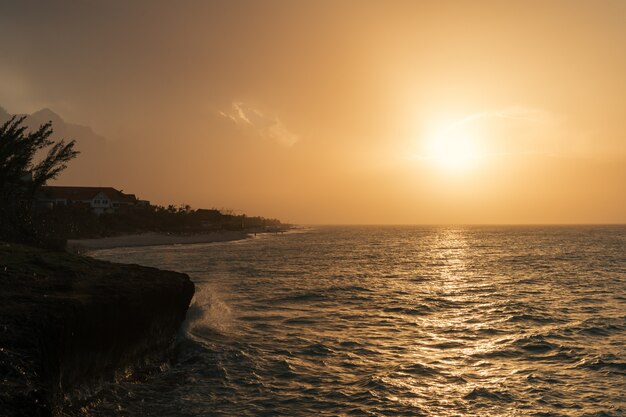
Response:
[463,387,514,402]
[575,356,626,374]
[505,313,557,324]
[382,306,432,315]
[398,362,441,377]
[182,284,235,340]
[302,343,334,356]
[282,316,318,325]
[470,334,582,362]
[270,285,374,304]
[271,291,330,302]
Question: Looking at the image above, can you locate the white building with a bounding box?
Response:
[37,186,149,214]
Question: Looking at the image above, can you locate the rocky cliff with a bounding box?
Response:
[0,243,195,416]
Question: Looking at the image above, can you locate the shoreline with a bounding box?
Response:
[67,230,251,254]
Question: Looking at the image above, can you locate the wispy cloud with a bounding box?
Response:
[220,102,298,147]
[440,106,555,135]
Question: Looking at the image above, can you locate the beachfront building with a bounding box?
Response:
[37,186,149,215]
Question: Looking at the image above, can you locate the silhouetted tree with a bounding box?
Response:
[0,115,78,243]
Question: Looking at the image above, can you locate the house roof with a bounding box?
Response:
[39,186,138,203]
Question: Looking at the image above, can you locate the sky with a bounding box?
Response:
[1,0,625,224]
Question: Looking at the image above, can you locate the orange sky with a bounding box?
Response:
[1,1,625,224]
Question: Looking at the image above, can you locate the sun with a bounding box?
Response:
[424,125,484,172]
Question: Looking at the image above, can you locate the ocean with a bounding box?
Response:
[82,226,625,416]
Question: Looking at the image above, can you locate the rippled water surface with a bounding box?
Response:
[87,226,625,416]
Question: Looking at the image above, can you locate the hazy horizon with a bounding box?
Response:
[302,223,626,226]
[2,1,625,224]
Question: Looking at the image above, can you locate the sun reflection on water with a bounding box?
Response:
[87,226,626,416]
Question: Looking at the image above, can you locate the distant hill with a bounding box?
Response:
[0,106,110,185]
[0,106,106,149]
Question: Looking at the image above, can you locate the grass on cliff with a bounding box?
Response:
[0,242,107,286]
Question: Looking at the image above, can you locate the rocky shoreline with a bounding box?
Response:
[0,242,195,416]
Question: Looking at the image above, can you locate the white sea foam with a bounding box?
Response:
[182,283,234,339]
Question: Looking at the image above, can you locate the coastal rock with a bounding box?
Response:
[0,243,195,416]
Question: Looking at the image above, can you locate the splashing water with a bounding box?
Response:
[183,284,235,338]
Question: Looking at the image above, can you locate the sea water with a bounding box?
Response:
[81,226,624,416]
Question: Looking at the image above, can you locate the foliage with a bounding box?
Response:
[37,204,284,240]
[0,116,78,244]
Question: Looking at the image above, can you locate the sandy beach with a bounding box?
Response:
[67,230,250,254]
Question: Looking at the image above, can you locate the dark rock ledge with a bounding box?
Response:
[0,243,195,416]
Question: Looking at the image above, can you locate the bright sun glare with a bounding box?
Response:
[425,125,484,172]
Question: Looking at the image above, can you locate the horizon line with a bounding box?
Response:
[293,223,626,227]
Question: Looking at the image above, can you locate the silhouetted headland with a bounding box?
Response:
[0,242,194,415]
